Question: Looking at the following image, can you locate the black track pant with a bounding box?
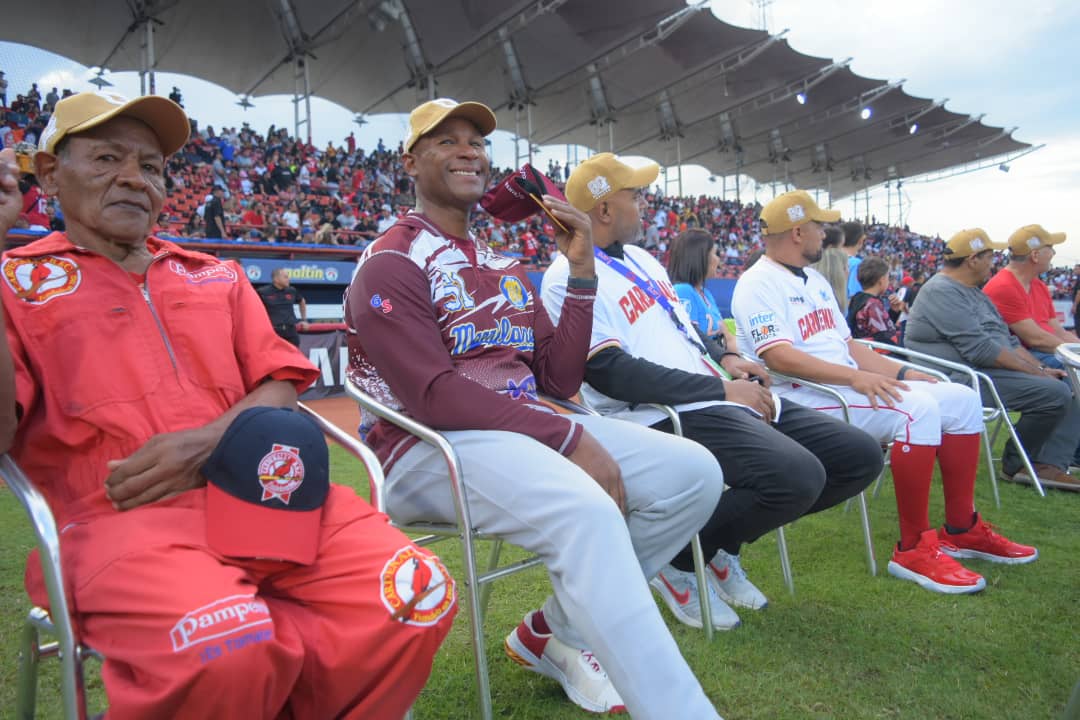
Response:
[653,399,883,571]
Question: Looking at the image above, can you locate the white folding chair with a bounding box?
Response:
[1054,343,1080,405]
[857,339,1044,502]
[2,454,102,720]
[330,382,551,720]
[761,371,878,592]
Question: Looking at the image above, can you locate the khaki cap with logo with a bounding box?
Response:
[1006,224,1067,255]
[565,153,659,213]
[759,190,841,234]
[943,228,1006,258]
[38,91,190,156]
[404,98,497,152]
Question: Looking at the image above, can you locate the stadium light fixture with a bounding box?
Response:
[795,92,807,105]
[999,163,1010,173]
[860,107,872,120]
[909,122,918,134]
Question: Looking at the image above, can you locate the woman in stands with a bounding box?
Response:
[668,228,734,346]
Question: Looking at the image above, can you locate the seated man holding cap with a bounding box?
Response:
[347,98,725,719]
[731,200,1038,596]
[905,228,1080,490]
[0,92,454,718]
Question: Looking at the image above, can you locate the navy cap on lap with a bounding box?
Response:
[203,407,330,565]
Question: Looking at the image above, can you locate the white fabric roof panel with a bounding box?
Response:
[2,0,1028,199]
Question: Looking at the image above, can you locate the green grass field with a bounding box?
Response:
[1,442,1078,719]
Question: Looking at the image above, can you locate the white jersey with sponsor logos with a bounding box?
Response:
[731,255,856,394]
[542,244,724,425]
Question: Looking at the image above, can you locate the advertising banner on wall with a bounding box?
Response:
[239,258,356,286]
[298,329,349,399]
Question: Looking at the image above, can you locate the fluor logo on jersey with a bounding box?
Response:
[748,310,780,344]
[2,255,81,304]
[499,275,530,310]
[257,443,305,503]
[381,546,456,626]
[797,307,837,341]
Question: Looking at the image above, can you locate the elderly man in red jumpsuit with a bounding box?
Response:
[0,91,455,719]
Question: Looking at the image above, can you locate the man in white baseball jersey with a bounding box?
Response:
[346,99,725,718]
[543,155,882,630]
[732,191,1037,595]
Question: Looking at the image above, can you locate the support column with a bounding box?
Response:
[293,57,312,144]
[139,19,156,96]
[675,135,683,197]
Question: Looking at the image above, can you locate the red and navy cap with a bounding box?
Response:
[203,406,329,565]
[480,163,568,231]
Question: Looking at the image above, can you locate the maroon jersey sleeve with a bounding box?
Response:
[348,252,583,455]
[530,284,595,399]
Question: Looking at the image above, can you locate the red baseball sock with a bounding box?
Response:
[889,440,937,550]
[938,432,980,531]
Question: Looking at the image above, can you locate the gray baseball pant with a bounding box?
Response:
[385,413,724,720]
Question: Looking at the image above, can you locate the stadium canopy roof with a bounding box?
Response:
[5,0,1032,198]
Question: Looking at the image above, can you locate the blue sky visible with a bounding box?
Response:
[2,0,1078,264]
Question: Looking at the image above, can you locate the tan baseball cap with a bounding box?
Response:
[37,90,190,156]
[404,98,497,152]
[565,153,659,212]
[1006,224,1066,255]
[943,228,1005,258]
[759,190,841,234]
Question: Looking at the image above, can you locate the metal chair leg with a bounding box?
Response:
[776,526,794,595]
[690,534,713,641]
[478,539,503,619]
[15,614,41,720]
[856,492,876,576]
[458,530,494,720]
[981,427,1002,509]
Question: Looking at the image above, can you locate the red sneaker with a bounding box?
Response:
[887,529,986,594]
[938,514,1039,565]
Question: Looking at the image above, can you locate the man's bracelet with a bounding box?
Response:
[896,366,908,381]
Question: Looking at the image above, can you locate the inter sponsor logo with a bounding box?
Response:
[170,595,272,652]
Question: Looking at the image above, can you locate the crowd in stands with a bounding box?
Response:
[2,76,1077,298]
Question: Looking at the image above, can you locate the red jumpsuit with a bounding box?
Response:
[2,233,456,719]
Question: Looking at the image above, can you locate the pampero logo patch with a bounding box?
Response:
[381,546,456,626]
[170,595,271,652]
[169,260,237,285]
[786,204,806,222]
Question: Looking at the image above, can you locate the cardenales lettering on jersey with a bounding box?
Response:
[797,305,837,341]
[618,277,679,324]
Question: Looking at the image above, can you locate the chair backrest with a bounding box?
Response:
[296,401,387,511]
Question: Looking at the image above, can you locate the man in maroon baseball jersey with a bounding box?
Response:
[345,98,726,718]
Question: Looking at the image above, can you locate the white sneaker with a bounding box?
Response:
[504,611,627,714]
[707,550,768,610]
[650,564,741,630]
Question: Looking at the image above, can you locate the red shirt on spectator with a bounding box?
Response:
[22,185,49,227]
[241,208,266,226]
[983,268,1056,336]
